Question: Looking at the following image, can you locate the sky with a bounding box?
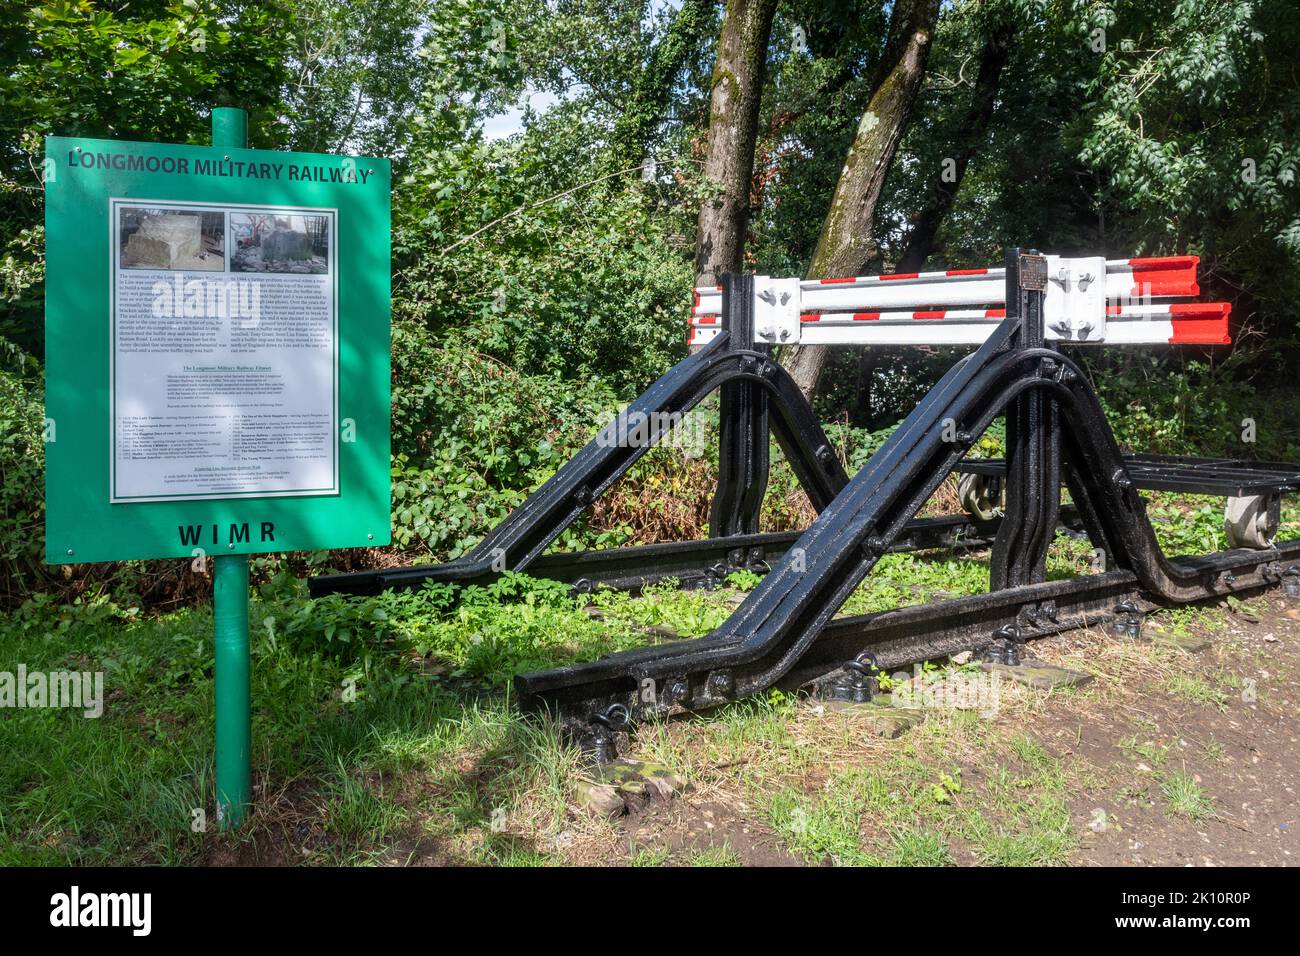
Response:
[480,0,684,140]
[482,88,560,140]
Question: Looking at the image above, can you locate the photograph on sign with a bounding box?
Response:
[230,212,330,275]
[119,207,226,272]
[109,198,339,504]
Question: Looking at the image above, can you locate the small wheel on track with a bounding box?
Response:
[958,473,1002,521]
[1224,494,1279,550]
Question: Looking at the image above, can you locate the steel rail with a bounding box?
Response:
[514,325,1300,736]
[310,330,850,597]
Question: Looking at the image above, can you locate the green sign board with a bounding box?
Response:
[44,135,392,564]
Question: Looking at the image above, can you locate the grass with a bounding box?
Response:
[1,489,1285,866]
[690,843,740,867]
[963,740,1074,866]
[760,721,1075,867]
[1152,605,1228,639]
[1165,674,1230,711]
[1199,738,1227,763]
[971,817,1074,866]
[319,763,408,858]
[590,578,735,637]
[889,828,954,866]
[0,563,1095,866]
[0,580,603,865]
[1160,771,1216,821]
[838,553,990,616]
[628,843,671,867]
[767,773,889,866]
[1119,736,1171,769]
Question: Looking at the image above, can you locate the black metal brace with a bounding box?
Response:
[509,278,1300,746]
[304,247,1300,762]
[990,249,1061,590]
[710,273,771,539]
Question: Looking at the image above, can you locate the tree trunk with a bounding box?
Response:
[896,21,1015,272]
[693,0,779,287]
[781,0,941,397]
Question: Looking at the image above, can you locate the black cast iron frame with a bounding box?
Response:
[310,249,1300,752]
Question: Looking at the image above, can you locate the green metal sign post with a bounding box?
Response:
[210,107,252,829]
[44,109,392,829]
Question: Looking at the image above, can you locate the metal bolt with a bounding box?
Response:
[601,703,630,728]
[986,625,1023,665]
[1283,568,1300,599]
[1111,600,1142,639]
[584,718,620,763]
[706,670,733,697]
[822,653,877,703]
[66,548,74,556]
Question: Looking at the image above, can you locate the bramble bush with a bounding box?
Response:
[388,317,619,555]
[1090,355,1300,459]
[0,362,46,603]
[3,0,1298,617]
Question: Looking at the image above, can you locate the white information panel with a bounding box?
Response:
[109,198,338,502]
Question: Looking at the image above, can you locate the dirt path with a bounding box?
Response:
[1044,594,1300,866]
[568,592,1300,867]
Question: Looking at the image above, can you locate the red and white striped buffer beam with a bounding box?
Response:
[688,255,1232,348]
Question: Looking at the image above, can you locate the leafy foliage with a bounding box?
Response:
[0,365,45,601]
[2,0,1299,610]
[0,1,295,351]
[392,131,694,390]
